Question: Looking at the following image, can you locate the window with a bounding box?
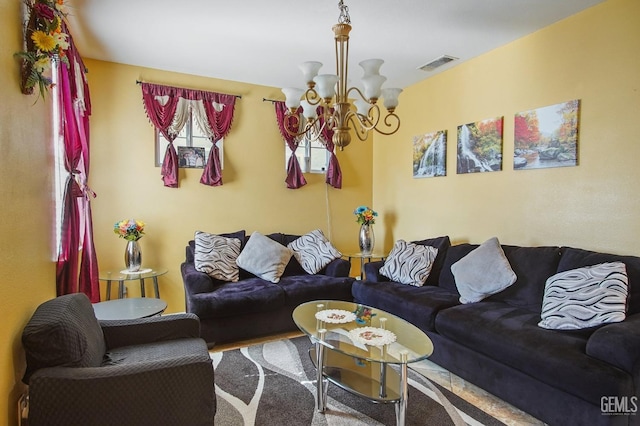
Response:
[52,61,65,258]
[285,136,329,173]
[155,112,223,168]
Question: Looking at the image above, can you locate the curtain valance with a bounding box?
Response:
[140,82,237,188]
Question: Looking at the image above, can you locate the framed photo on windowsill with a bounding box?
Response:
[178,146,205,168]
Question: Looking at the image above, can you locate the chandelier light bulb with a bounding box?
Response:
[313,74,339,100]
[381,88,403,111]
[299,61,323,87]
[361,75,387,101]
[300,100,318,119]
[354,99,371,116]
[359,58,384,77]
[281,87,304,111]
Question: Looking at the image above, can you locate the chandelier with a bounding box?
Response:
[281,0,402,150]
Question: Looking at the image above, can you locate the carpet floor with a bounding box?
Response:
[211,336,506,425]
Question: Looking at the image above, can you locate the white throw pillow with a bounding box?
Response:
[287,229,342,274]
[236,231,293,283]
[451,237,517,303]
[194,231,241,282]
[538,262,628,330]
[379,240,438,287]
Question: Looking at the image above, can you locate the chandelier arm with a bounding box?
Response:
[346,86,368,103]
[346,113,371,142]
[372,112,401,136]
[303,88,322,106]
[283,115,322,139]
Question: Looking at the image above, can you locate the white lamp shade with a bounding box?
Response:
[381,88,403,110]
[354,99,371,116]
[299,61,323,85]
[281,87,304,110]
[313,74,338,99]
[362,75,387,100]
[359,59,384,77]
[300,100,318,119]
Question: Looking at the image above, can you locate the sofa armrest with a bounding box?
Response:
[586,313,640,374]
[321,258,351,277]
[100,313,201,349]
[181,262,224,295]
[364,260,389,282]
[28,353,215,426]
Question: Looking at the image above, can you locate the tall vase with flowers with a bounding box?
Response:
[114,219,145,272]
[354,206,378,255]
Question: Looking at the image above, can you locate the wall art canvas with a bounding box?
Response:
[413,130,447,178]
[514,99,579,170]
[457,117,504,174]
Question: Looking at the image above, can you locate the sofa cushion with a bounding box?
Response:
[352,280,459,332]
[275,274,354,307]
[194,231,242,282]
[486,245,561,313]
[451,237,517,303]
[439,244,477,293]
[22,293,106,383]
[187,278,286,319]
[236,231,293,283]
[411,236,451,287]
[559,247,640,315]
[379,240,438,287]
[538,262,628,330]
[287,229,341,274]
[435,301,631,405]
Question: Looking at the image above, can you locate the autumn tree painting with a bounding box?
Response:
[514,100,579,170]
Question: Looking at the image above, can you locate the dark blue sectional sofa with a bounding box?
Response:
[353,236,640,426]
[181,232,354,345]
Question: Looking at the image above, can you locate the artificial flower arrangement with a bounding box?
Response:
[354,206,378,226]
[15,0,69,98]
[114,219,145,242]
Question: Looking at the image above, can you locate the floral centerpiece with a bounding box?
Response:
[354,206,378,225]
[114,219,145,241]
[15,0,69,98]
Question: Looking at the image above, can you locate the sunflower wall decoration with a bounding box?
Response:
[15,0,69,99]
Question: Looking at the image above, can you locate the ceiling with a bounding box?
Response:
[66,0,604,91]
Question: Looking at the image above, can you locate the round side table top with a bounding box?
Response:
[93,297,167,320]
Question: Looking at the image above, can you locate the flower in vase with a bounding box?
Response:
[354,206,378,226]
[114,219,145,241]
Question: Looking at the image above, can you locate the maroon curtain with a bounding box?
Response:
[275,101,306,189]
[55,23,100,302]
[141,83,181,188]
[318,107,342,189]
[200,93,236,186]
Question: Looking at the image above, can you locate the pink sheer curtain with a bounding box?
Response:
[140,83,180,188]
[55,23,100,302]
[275,101,306,189]
[200,93,236,186]
[318,107,342,189]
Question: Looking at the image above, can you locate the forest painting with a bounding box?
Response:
[514,100,579,170]
[457,117,503,174]
[413,130,446,178]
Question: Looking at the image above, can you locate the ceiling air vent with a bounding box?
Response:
[418,55,458,72]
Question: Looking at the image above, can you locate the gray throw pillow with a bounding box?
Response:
[451,237,517,303]
[194,231,242,282]
[379,240,438,287]
[287,229,342,274]
[538,262,628,330]
[236,231,293,283]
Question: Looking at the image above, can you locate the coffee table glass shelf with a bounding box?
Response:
[292,300,433,426]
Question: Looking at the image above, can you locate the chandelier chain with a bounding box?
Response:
[337,0,351,24]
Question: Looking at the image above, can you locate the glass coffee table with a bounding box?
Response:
[292,300,433,426]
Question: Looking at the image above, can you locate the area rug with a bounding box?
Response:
[211,336,506,425]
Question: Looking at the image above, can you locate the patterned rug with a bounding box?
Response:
[211,336,506,425]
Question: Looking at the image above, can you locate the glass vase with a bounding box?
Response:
[358,224,375,255]
[124,240,142,272]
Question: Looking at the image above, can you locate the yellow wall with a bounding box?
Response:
[0,0,57,424]
[373,0,640,256]
[85,60,373,312]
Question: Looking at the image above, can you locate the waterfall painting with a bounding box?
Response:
[513,100,579,170]
[457,117,504,174]
[413,130,447,178]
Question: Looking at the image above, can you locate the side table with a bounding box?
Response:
[343,252,386,280]
[99,268,168,300]
[93,297,167,320]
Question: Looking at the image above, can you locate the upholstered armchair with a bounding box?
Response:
[22,293,215,426]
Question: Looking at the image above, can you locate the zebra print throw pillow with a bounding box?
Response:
[379,240,438,287]
[538,262,628,330]
[194,231,242,282]
[287,229,342,274]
